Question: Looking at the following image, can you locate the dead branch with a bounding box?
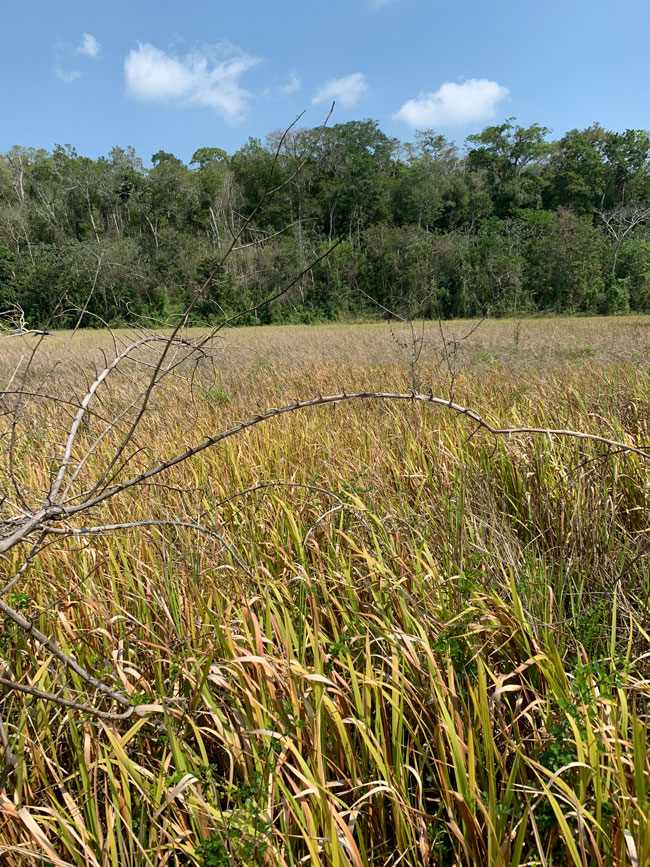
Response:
[0,305,52,338]
[1,105,648,803]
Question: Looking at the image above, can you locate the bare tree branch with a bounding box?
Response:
[0,305,52,338]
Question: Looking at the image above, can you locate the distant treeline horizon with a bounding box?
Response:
[2,118,650,328]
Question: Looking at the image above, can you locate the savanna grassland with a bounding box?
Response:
[1,316,650,866]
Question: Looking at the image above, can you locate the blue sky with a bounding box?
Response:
[2,0,649,164]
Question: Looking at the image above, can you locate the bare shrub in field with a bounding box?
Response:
[1,116,650,865]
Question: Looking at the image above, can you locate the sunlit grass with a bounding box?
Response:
[1,318,650,865]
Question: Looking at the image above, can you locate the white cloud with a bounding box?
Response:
[279,72,301,96]
[54,65,82,84]
[312,72,368,108]
[78,33,101,58]
[394,78,509,128]
[53,37,88,83]
[124,42,261,123]
[263,71,301,100]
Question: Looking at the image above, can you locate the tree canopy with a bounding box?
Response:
[2,117,650,328]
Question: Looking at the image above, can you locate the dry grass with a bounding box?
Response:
[1,316,650,865]
[3,314,649,374]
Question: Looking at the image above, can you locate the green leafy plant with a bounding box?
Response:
[201,385,232,405]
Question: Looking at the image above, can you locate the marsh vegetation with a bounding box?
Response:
[1,316,649,865]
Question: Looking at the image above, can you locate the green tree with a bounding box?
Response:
[546,125,609,214]
[524,209,610,312]
[467,119,554,216]
[314,120,396,242]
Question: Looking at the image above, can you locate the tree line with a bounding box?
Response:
[2,118,650,328]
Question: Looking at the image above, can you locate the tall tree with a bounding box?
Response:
[467,119,554,216]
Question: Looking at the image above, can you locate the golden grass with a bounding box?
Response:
[1,316,650,865]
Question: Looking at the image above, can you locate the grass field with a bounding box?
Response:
[1,316,650,865]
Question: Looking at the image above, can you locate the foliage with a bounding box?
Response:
[3,118,650,328]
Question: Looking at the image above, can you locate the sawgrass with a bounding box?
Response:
[1,316,650,865]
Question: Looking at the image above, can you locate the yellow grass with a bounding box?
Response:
[1,316,649,865]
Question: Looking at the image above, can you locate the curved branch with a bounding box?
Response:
[0,592,131,707]
[62,390,649,519]
[0,676,135,720]
[43,518,255,579]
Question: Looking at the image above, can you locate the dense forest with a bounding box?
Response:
[2,118,650,327]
